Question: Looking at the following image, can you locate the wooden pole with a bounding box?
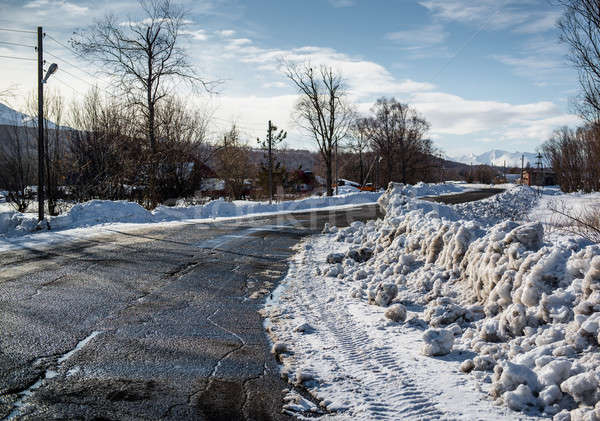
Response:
[37,26,45,222]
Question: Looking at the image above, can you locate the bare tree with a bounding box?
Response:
[0,117,36,212]
[285,63,354,196]
[154,95,211,200]
[72,0,216,206]
[364,98,432,185]
[558,0,600,121]
[541,124,600,192]
[25,89,70,215]
[68,88,141,202]
[215,125,253,200]
[345,118,371,186]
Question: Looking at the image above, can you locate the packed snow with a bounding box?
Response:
[263,182,600,420]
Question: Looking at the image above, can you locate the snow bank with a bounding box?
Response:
[284,182,600,419]
[0,191,383,238]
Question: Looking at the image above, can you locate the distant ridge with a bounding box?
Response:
[451,149,537,167]
[0,102,59,129]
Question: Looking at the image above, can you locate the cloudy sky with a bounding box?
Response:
[0,0,581,157]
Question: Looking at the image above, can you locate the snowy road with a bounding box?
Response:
[0,204,380,420]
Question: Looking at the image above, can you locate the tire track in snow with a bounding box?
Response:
[285,246,446,420]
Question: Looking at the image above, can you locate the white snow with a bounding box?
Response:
[421,328,454,356]
[263,182,600,420]
[0,182,471,253]
[0,191,381,241]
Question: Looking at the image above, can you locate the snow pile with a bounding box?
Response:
[0,191,383,238]
[271,182,600,419]
[421,328,454,356]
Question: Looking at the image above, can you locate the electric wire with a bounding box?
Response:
[0,40,35,48]
[0,27,36,34]
[0,54,36,61]
[44,50,108,85]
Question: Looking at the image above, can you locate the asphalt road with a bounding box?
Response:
[0,204,382,421]
[421,188,505,204]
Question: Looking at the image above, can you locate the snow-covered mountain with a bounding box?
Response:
[0,102,32,126]
[0,102,58,128]
[451,149,538,168]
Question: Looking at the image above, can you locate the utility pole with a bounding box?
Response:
[521,154,524,185]
[37,26,45,222]
[267,120,273,204]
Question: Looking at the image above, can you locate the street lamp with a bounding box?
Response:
[43,63,58,83]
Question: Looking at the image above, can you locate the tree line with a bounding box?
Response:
[541,1,600,193]
[0,0,440,216]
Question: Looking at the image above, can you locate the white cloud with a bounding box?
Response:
[385,24,448,48]
[217,29,236,37]
[24,0,88,14]
[262,81,287,89]
[410,92,580,142]
[181,29,208,41]
[225,38,253,49]
[329,0,355,8]
[218,41,435,99]
[491,37,573,85]
[419,0,560,34]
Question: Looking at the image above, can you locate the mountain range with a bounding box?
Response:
[0,102,58,129]
[451,149,538,168]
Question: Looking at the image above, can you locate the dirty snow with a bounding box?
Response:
[263,183,600,420]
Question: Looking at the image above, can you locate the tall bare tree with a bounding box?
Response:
[558,0,600,121]
[285,63,354,196]
[25,89,69,215]
[72,0,215,205]
[68,88,141,202]
[346,117,371,186]
[154,95,211,200]
[364,98,431,185]
[215,125,253,200]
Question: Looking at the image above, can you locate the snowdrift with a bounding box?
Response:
[0,191,383,238]
[0,182,467,238]
[323,183,600,419]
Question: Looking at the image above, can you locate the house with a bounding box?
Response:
[522,169,556,186]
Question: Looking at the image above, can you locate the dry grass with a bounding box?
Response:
[546,199,600,243]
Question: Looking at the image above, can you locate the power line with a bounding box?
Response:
[0,40,35,48]
[46,34,80,57]
[430,5,504,83]
[52,74,87,97]
[0,54,36,61]
[45,50,108,85]
[0,27,36,34]
[54,66,100,89]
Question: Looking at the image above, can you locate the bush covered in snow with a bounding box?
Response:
[317,182,600,419]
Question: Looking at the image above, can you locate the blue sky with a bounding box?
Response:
[0,0,581,157]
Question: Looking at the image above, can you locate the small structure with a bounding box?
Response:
[522,169,556,186]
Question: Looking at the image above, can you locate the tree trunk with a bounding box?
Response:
[325,148,333,196]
